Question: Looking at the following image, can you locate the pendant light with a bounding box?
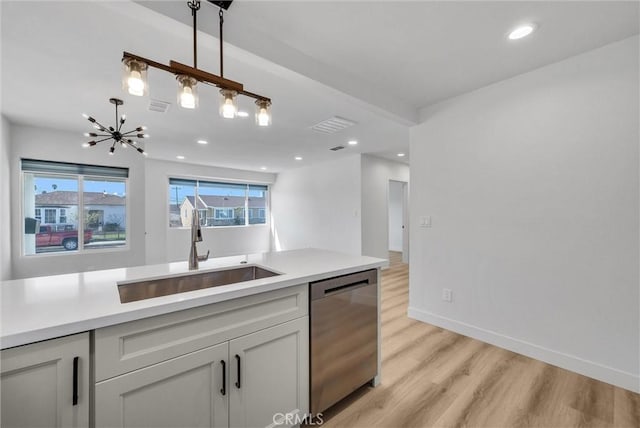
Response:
[255,99,271,127]
[220,89,237,118]
[81,98,149,156]
[120,1,271,126]
[177,75,199,109]
[122,58,148,97]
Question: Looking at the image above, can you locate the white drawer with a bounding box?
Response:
[95,284,308,381]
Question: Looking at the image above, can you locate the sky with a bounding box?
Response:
[31,175,265,205]
[169,184,265,206]
[33,176,126,196]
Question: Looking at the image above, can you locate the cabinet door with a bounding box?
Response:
[95,341,229,428]
[1,332,90,428]
[229,317,308,428]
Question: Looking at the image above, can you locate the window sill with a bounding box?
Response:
[22,244,130,258]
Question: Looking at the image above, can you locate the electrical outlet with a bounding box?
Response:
[442,288,453,302]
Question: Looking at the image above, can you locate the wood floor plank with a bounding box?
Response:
[311,252,639,428]
[613,387,640,428]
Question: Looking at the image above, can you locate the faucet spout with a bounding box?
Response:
[188,209,209,270]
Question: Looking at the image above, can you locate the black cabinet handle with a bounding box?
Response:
[220,360,226,396]
[72,356,79,406]
[234,354,241,388]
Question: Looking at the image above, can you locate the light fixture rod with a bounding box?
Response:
[123,52,175,74]
[188,0,201,68]
[169,59,243,92]
[241,89,271,103]
[219,8,224,77]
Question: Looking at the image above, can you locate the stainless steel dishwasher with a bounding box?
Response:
[310,269,378,414]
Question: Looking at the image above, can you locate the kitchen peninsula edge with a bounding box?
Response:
[1,248,387,349]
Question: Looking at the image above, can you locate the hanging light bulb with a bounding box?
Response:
[255,99,272,127]
[177,75,198,109]
[122,58,148,97]
[219,89,237,119]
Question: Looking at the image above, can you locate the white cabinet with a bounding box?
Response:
[96,317,308,428]
[95,342,229,428]
[229,317,309,428]
[1,332,89,428]
[95,285,309,428]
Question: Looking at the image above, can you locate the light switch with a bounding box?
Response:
[420,216,432,228]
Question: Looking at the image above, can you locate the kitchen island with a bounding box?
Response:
[0,248,386,428]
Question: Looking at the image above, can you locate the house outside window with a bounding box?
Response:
[169,178,268,228]
[22,159,129,255]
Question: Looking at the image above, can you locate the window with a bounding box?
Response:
[248,185,267,225]
[44,209,57,224]
[22,159,128,255]
[214,208,234,220]
[169,178,268,228]
[249,208,266,224]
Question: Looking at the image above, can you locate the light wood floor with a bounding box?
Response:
[316,251,640,428]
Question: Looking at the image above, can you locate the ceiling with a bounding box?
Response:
[141,1,639,122]
[1,1,409,171]
[2,1,638,173]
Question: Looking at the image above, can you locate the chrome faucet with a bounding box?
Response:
[189,209,210,270]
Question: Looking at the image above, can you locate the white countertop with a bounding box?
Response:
[0,249,387,349]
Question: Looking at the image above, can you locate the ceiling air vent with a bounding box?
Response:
[310,116,356,134]
[148,99,171,113]
[330,146,345,151]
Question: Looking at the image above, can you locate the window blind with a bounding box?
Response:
[22,159,129,178]
[169,178,197,187]
[248,184,269,192]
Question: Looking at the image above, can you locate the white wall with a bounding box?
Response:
[9,124,146,279]
[0,116,12,280]
[361,155,409,260]
[5,124,276,278]
[144,159,275,264]
[270,155,362,255]
[409,36,639,392]
[388,180,403,252]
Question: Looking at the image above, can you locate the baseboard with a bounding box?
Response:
[407,307,640,393]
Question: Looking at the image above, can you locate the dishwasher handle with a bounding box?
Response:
[310,269,377,300]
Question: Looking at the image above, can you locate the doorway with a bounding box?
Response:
[388,180,409,264]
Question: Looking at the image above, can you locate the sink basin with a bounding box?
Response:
[118,265,281,303]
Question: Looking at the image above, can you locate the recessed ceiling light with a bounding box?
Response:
[260,166,267,170]
[176,155,185,160]
[197,139,208,145]
[508,24,536,40]
[295,156,303,161]
[348,140,358,146]
[397,153,405,157]
[237,111,249,118]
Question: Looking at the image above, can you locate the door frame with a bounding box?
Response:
[388,179,409,264]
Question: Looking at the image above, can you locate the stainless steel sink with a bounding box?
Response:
[118,265,281,303]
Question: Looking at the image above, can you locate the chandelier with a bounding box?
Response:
[82,98,149,156]
[121,0,272,126]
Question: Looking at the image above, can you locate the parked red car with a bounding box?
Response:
[36,225,92,251]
